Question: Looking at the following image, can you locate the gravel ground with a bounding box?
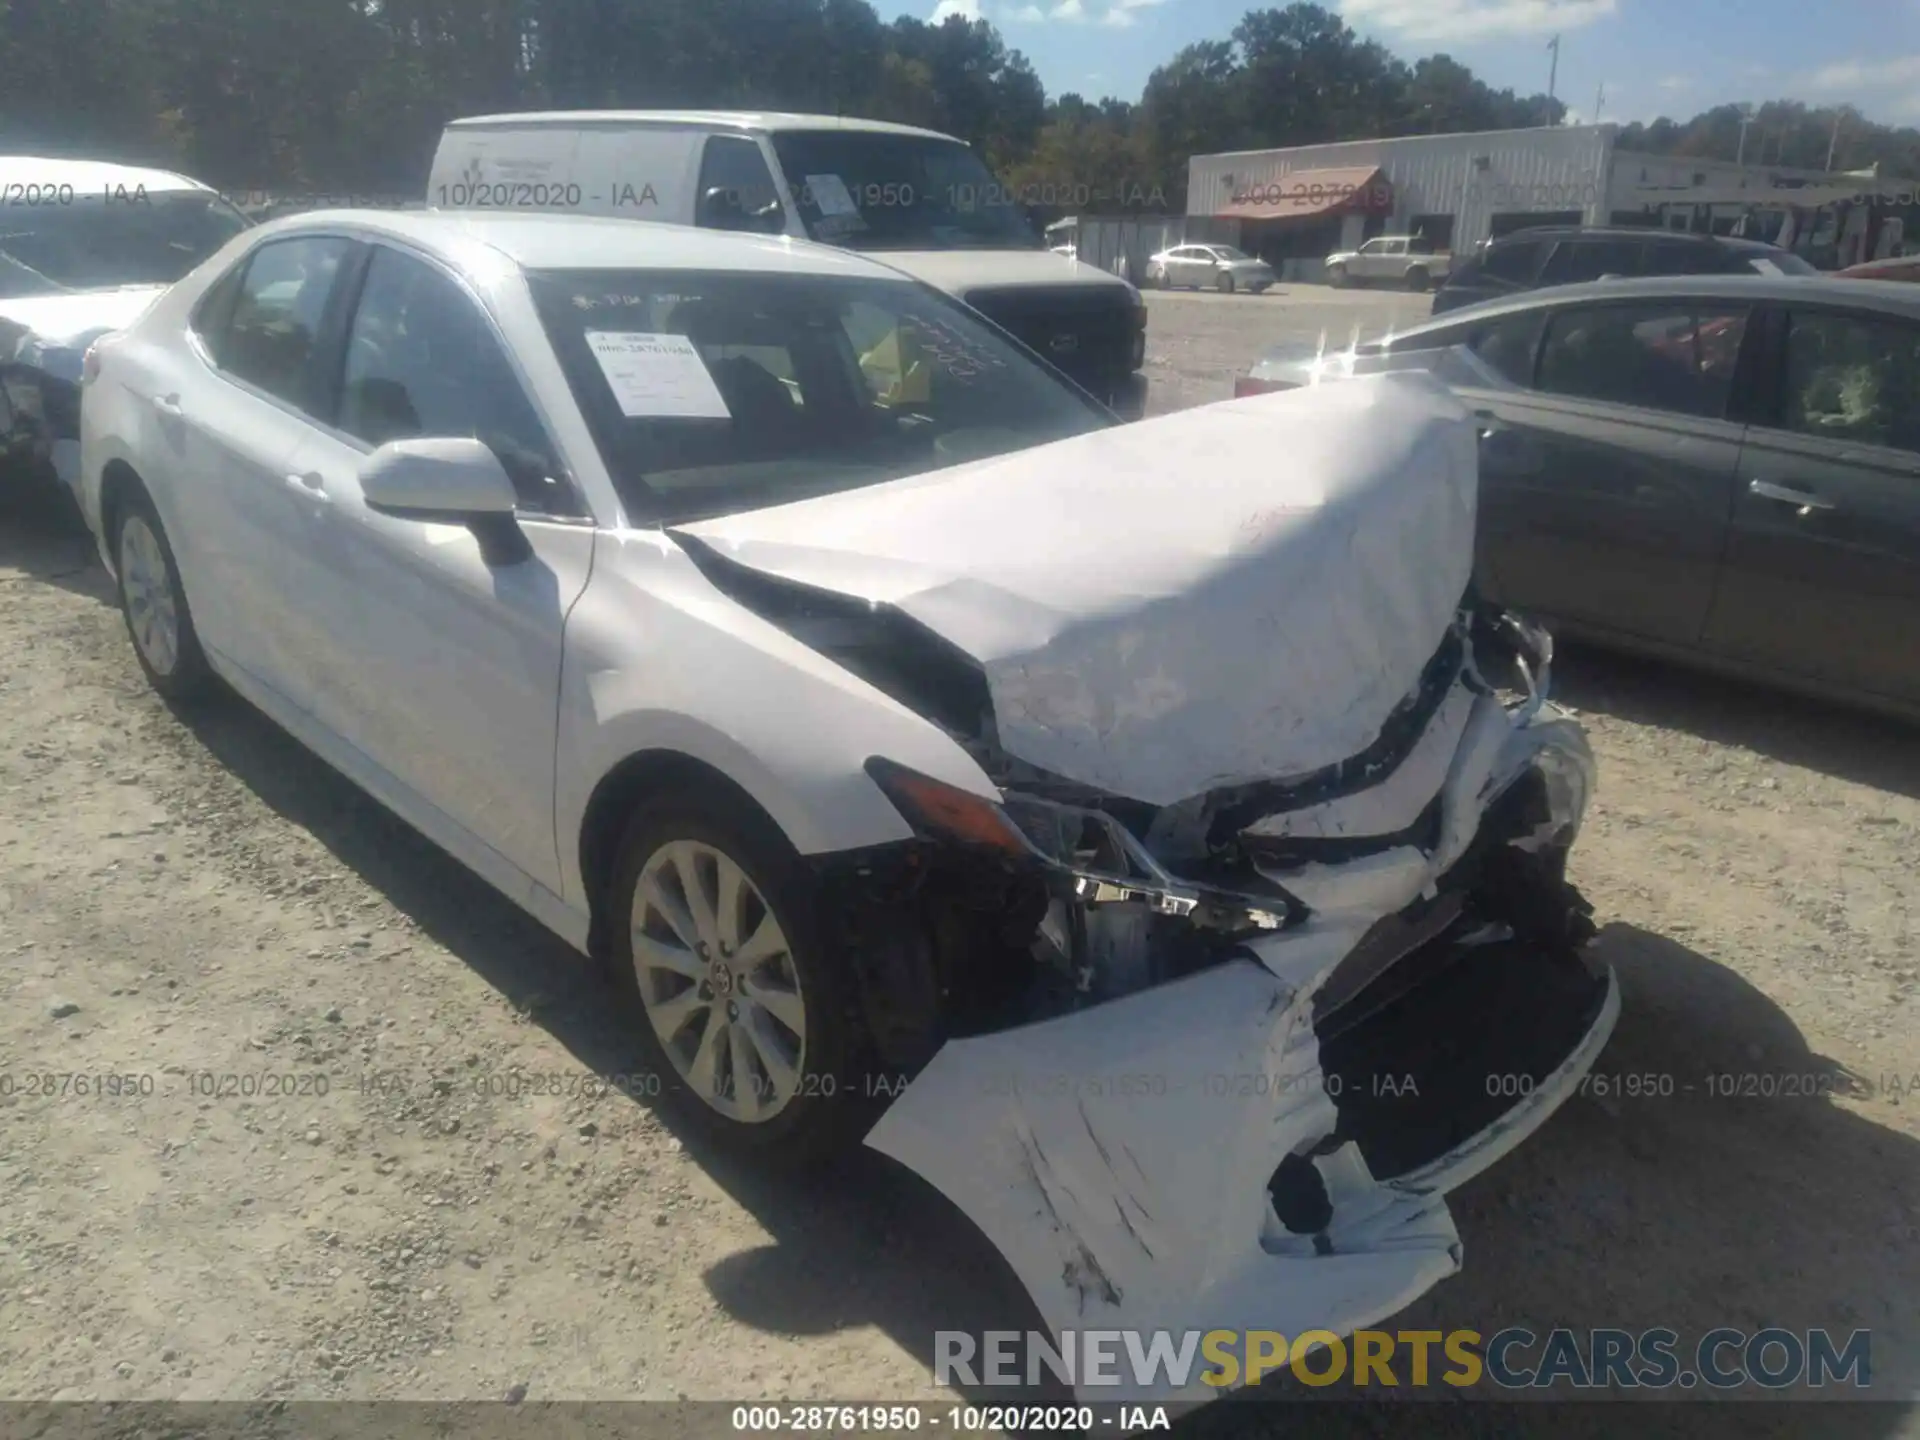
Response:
[1140,284,1439,414]
[1,286,1917,1436]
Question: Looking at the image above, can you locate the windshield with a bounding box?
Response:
[768,131,1043,252]
[529,268,1112,524]
[0,190,250,298]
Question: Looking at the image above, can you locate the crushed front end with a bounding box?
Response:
[672,374,1614,1407]
[842,599,1615,1404]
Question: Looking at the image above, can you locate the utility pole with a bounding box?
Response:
[1594,82,1605,122]
[1736,103,1754,166]
[1825,112,1842,170]
[1546,35,1560,119]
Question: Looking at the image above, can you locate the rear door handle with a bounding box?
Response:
[1749,479,1835,512]
[151,393,183,417]
[1473,409,1505,439]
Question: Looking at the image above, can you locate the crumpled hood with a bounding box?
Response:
[0,286,168,380]
[868,247,1136,299]
[677,371,1479,806]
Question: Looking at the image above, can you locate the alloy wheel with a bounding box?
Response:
[630,840,807,1122]
[119,514,180,677]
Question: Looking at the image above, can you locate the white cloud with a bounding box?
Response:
[1803,54,1920,92]
[1007,0,1153,27]
[1657,75,1691,91]
[929,0,981,18]
[1338,0,1615,43]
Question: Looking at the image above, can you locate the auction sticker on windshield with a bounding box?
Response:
[804,174,860,217]
[585,331,732,418]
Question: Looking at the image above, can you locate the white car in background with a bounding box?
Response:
[1145,242,1276,293]
[78,209,1614,1407]
[0,157,248,495]
[1324,233,1453,291]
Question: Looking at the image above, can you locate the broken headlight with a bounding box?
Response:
[863,756,1030,857]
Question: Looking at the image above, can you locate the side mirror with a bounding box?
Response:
[698,185,748,229]
[358,437,531,565]
[699,186,784,234]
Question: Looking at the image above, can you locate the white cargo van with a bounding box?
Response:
[426,111,1149,415]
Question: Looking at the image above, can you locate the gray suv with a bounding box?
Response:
[1431,226,1817,315]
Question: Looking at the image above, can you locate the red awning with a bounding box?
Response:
[1215,166,1392,221]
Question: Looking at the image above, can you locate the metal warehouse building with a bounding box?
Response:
[1185,124,1892,280]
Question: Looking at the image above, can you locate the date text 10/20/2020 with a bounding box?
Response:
[730,1405,1170,1433]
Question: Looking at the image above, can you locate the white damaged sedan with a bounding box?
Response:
[79,210,1615,1406]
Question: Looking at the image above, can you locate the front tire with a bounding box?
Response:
[1406,267,1431,292]
[1217,271,1236,293]
[113,488,213,703]
[1327,263,1349,288]
[608,786,870,1162]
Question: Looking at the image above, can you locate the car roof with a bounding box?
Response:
[0,155,215,195]
[1388,272,1920,339]
[1485,225,1736,247]
[445,110,960,144]
[243,208,910,281]
[1837,254,1920,275]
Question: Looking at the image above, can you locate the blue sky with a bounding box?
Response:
[893,0,1920,132]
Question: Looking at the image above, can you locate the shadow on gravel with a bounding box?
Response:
[169,689,1919,1439]
[0,479,113,605]
[1550,641,1920,803]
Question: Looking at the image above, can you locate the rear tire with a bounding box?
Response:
[113,487,213,704]
[606,785,874,1164]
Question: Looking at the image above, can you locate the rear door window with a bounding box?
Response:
[1481,240,1544,285]
[1466,310,1547,385]
[1538,238,1639,284]
[1640,241,1712,276]
[214,236,354,413]
[1537,302,1751,419]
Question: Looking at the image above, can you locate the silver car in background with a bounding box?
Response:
[1146,242,1276,294]
[1,157,249,497]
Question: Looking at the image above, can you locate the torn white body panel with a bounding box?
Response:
[868,946,1619,1405]
[678,372,1479,804]
[866,957,1465,1405]
[867,702,1613,1405]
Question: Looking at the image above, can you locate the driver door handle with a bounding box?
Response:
[285,471,329,502]
[151,393,183,417]
[1749,479,1835,512]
